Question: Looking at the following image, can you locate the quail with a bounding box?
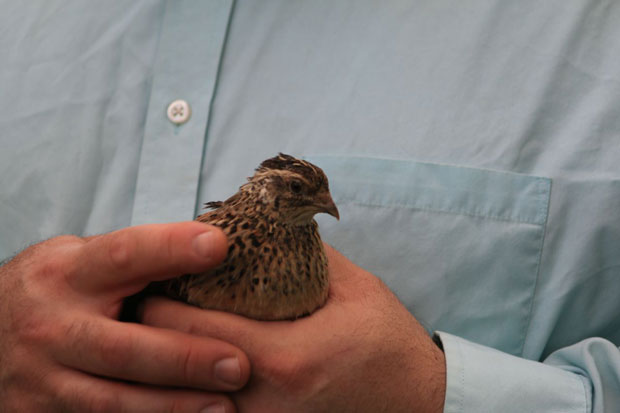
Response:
[163,153,339,321]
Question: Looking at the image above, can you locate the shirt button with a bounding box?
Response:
[166,99,192,125]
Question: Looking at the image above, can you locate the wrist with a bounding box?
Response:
[426,336,447,412]
[407,331,447,413]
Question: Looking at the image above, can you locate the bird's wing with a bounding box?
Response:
[204,201,224,210]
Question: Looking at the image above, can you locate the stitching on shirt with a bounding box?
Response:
[576,374,591,413]
[308,155,551,225]
[192,0,237,218]
[335,198,545,226]
[519,178,552,356]
[307,153,551,181]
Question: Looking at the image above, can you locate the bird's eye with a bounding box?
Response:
[290,180,303,194]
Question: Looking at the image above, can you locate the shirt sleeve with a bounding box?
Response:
[435,331,620,412]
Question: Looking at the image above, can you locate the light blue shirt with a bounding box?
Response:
[2,1,620,411]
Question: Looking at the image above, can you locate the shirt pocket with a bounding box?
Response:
[306,155,551,356]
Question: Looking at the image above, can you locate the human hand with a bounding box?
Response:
[0,222,250,412]
[141,244,446,412]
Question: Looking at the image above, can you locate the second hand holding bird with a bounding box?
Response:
[141,244,447,412]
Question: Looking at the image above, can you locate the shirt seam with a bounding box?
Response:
[193,0,237,218]
[306,155,552,225]
[519,178,552,356]
[577,374,590,413]
[335,198,547,226]
[128,0,167,226]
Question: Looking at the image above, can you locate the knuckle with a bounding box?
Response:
[5,237,81,282]
[64,384,121,413]
[168,397,197,413]
[162,226,194,270]
[61,319,93,357]
[5,294,55,350]
[357,271,389,299]
[96,329,133,372]
[177,343,199,386]
[13,370,73,413]
[14,313,56,345]
[25,235,83,259]
[263,350,328,398]
[171,397,234,413]
[167,398,183,413]
[3,251,81,348]
[106,231,135,271]
[85,392,122,413]
[0,386,44,412]
[264,350,307,392]
[160,229,181,269]
[64,319,132,373]
[33,257,71,282]
[367,273,387,293]
[163,229,176,258]
[7,280,63,347]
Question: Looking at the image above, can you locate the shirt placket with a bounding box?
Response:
[131,0,233,225]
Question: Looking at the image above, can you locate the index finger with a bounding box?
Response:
[69,222,228,296]
[51,315,250,392]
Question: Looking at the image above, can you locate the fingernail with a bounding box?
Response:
[200,403,226,413]
[192,231,217,258]
[214,356,241,386]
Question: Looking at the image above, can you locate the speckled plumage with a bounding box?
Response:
[163,154,339,320]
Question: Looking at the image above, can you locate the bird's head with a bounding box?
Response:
[247,153,339,225]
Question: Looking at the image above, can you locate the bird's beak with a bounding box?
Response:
[316,193,340,220]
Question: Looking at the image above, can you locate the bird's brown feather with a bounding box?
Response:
[162,154,337,320]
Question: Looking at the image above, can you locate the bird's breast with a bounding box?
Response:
[177,222,329,320]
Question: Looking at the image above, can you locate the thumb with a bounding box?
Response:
[68,222,228,298]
